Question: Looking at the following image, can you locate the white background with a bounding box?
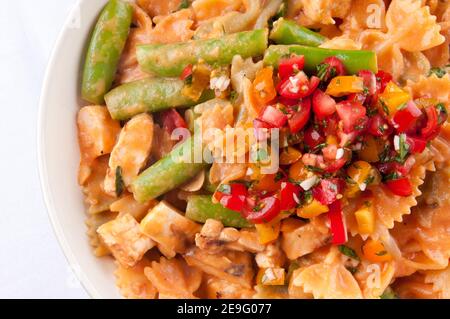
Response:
[0,0,88,298]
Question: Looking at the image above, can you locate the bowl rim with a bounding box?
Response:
[37,0,98,299]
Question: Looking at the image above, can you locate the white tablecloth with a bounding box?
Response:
[0,0,88,298]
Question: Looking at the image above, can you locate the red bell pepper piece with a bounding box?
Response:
[367,114,391,137]
[215,183,248,212]
[406,136,427,154]
[375,70,393,93]
[180,64,193,81]
[421,106,440,139]
[385,177,413,197]
[280,182,301,211]
[161,109,187,135]
[327,200,348,245]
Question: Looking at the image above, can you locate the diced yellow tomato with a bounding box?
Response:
[358,136,383,163]
[288,161,309,181]
[251,67,277,109]
[378,81,411,117]
[326,135,338,146]
[256,268,286,286]
[255,222,281,245]
[362,239,393,263]
[297,199,329,218]
[325,76,364,97]
[252,173,281,192]
[354,203,375,234]
[280,147,302,165]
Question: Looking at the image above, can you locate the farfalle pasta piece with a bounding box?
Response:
[110,194,158,222]
[319,36,362,50]
[82,156,117,214]
[77,106,121,184]
[281,216,331,260]
[115,258,157,299]
[104,114,154,196]
[184,247,254,288]
[144,256,202,299]
[254,0,283,29]
[288,0,352,26]
[97,214,155,267]
[340,0,387,37]
[203,275,255,299]
[420,167,450,207]
[136,0,182,17]
[192,0,243,21]
[85,210,118,257]
[116,5,153,84]
[140,201,201,258]
[149,9,195,44]
[423,266,450,299]
[391,201,450,271]
[289,246,363,299]
[406,74,450,109]
[358,0,445,80]
[355,260,396,299]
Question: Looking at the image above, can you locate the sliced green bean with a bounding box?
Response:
[269,18,327,46]
[264,45,378,74]
[105,78,214,120]
[186,195,252,228]
[82,0,133,104]
[136,29,268,77]
[132,138,208,203]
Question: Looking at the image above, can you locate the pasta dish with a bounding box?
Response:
[76,0,450,299]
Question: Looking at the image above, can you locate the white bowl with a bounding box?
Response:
[38,0,121,299]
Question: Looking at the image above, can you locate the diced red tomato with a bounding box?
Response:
[277,72,319,99]
[406,136,427,154]
[253,118,274,141]
[245,196,281,224]
[375,70,393,93]
[180,64,193,81]
[318,56,346,81]
[304,126,325,149]
[161,109,187,135]
[320,114,340,136]
[367,114,391,137]
[393,101,422,133]
[312,178,345,205]
[336,101,367,133]
[278,96,299,107]
[385,177,413,197]
[338,130,358,147]
[280,182,301,211]
[358,70,377,96]
[312,89,337,120]
[421,106,440,139]
[347,93,367,105]
[259,105,288,128]
[324,157,349,173]
[327,200,348,245]
[215,183,248,212]
[288,98,311,133]
[278,55,305,80]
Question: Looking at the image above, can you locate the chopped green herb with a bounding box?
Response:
[380,100,390,115]
[364,175,375,185]
[303,190,313,204]
[178,0,190,10]
[345,176,357,185]
[383,171,399,182]
[375,250,388,256]
[184,74,193,86]
[339,245,361,261]
[305,165,324,173]
[436,103,448,125]
[229,90,238,103]
[346,266,358,275]
[274,172,285,182]
[397,102,407,110]
[314,143,327,151]
[115,166,125,197]
[428,67,447,78]
[395,134,410,163]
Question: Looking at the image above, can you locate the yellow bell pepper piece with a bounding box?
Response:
[362,239,393,263]
[288,160,308,181]
[255,222,281,245]
[297,199,329,218]
[257,268,286,286]
[326,76,364,97]
[354,203,375,234]
[378,81,410,117]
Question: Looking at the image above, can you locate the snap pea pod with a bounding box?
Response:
[105,77,214,120]
[132,137,208,203]
[269,18,327,46]
[82,0,133,104]
[186,195,252,228]
[264,45,378,74]
[136,29,269,77]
